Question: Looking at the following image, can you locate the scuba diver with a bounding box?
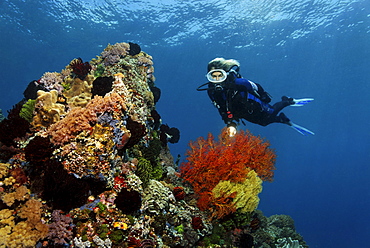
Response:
[197,58,314,136]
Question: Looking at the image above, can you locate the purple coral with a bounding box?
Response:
[101,42,130,66]
[38,72,64,94]
[47,210,74,245]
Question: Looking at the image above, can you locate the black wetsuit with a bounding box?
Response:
[207,77,292,126]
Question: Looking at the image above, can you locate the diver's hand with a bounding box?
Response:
[227,122,237,137]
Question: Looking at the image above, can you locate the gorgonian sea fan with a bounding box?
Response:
[179,128,276,211]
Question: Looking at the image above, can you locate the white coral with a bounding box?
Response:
[276,237,303,248]
[73,237,91,248]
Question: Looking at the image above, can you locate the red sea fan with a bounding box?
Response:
[179,128,276,211]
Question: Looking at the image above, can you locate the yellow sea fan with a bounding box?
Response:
[212,170,263,213]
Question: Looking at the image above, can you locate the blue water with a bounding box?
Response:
[1,0,369,247]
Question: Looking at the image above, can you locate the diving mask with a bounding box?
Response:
[206,69,227,83]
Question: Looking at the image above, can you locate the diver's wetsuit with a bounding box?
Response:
[207,77,292,126]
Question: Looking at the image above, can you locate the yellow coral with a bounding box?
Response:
[63,75,94,108]
[212,170,263,214]
[7,221,47,248]
[1,198,48,248]
[0,209,14,246]
[3,176,16,186]
[31,90,66,129]
[0,225,12,247]
[0,163,9,179]
[1,185,30,207]
[0,209,14,226]
[18,198,43,222]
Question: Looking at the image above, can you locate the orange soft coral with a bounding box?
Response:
[179,128,276,215]
[46,92,126,145]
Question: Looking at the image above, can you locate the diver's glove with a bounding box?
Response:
[226,122,237,137]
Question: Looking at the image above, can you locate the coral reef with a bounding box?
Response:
[101,42,130,66]
[0,103,30,148]
[0,42,309,248]
[251,210,309,248]
[0,164,49,248]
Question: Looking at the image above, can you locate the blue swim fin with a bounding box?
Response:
[291,98,314,106]
[289,122,315,135]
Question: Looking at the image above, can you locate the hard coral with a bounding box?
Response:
[31,90,66,129]
[63,75,94,108]
[47,210,74,245]
[38,72,64,94]
[179,128,276,218]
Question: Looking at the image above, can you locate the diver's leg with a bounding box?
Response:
[271,96,294,115]
[262,112,291,126]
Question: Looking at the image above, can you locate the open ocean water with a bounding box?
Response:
[0,0,369,247]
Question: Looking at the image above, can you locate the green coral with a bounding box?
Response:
[61,81,71,91]
[141,139,162,162]
[136,157,152,188]
[141,138,163,181]
[150,163,163,181]
[174,224,184,234]
[201,223,231,246]
[97,201,107,211]
[19,99,36,122]
[220,209,252,231]
[94,64,105,77]
[109,230,124,243]
[97,224,109,239]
